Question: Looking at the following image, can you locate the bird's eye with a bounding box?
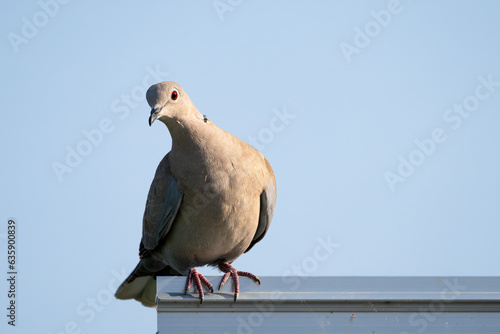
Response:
[171,90,178,100]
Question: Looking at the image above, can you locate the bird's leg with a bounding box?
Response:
[217,262,261,302]
[185,268,213,304]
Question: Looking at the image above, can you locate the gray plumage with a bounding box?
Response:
[115,81,276,306]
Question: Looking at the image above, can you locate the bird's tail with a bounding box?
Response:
[115,259,181,307]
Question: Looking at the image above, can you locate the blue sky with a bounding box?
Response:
[2,1,500,333]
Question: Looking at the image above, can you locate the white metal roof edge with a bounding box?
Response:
[156,276,500,313]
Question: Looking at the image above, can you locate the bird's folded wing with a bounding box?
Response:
[245,159,277,253]
[141,153,183,251]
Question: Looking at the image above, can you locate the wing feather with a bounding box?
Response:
[141,153,183,251]
[245,158,276,253]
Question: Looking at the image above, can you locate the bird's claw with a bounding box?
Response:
[218,262,261,302]
[185,268,213,304]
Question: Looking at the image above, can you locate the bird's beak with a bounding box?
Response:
[149,107,161,126]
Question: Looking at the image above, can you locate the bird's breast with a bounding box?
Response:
[158,163,262,273]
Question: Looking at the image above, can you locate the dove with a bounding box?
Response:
[115,81,276,306]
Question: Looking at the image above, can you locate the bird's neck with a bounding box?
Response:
[165,116,215,157]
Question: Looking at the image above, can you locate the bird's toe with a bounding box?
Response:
[185,268,213,304]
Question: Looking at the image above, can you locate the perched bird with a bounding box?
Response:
[115,81,277,306]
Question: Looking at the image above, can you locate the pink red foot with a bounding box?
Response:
[218,262,261,302]
[185,268,214,304]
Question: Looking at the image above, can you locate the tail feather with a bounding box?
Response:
[115,259,181,307]
[115,275,157,307]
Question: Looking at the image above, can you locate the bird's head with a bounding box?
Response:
[146,81,198,126]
